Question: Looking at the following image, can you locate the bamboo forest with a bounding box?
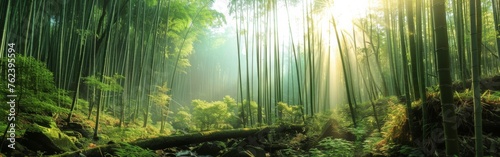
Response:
[1,0,500,156]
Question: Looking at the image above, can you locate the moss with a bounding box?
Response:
[24,124,78,153]
[22,114,55,128]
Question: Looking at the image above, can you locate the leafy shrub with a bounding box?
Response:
[276,102,304,123]
[192,99,231,130]
[171,107,197,131]
[239,99,259,125]
[1,55,56,94]
[223,95,242,127]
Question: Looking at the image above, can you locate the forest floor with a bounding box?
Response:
[1,76,500,157]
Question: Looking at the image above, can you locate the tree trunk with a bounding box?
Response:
[332,16,356,127]
[0,0,12,60]
[476,0,482,75]
[399,0,415,140]
[416,0,429,141]
[406,0,421,101]
[470,0,483,156]
[384,0,401,97]
[493,0,500,57]
[56,125,305,157]
[433,0,460,155]
[160,107,165,133]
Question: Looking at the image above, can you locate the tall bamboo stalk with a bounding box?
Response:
[332,16,356,127]
[398,0,415,140]
[470,0,483,156]
[433,0,460,155]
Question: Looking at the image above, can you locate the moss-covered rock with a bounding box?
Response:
[20,124,78,155]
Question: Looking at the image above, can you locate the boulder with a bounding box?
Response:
[20,124,78,155]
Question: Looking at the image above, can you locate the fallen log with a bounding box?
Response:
[53,124,304,157]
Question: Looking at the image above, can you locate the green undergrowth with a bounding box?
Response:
[276,97,401,157]
[310,88,500,156]
[68,94,169,145]
[0,55,72,137]
[0,56,166,154]
[64,109,166,147]
[334,96,400,156]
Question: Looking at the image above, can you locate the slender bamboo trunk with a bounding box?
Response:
[143,0,162,128]
[332,16,356,127]
[360,24,380,99]
[384,0,401,96]
[57,0,67,107]
[235,1,246,127]
[416,0,429,140]
[433,0,460,155]
[406,0,421,101]
[0,0,12,60]
[476,0,482,75]
[399,0,415,140]
[285,0,305,122]
[94,0,118,140]
[355,35,381,133]
[493,0,500,57]
[470,0,483,156]
[68,0,92,123]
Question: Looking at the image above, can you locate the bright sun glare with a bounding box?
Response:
[272,0,373,41]
[212,0,373,39]
[329,0,372,29]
